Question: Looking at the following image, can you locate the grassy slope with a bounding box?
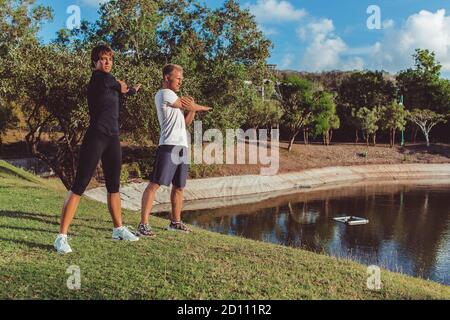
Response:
[0,160,449,299]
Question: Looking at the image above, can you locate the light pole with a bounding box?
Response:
[400,95,405,146]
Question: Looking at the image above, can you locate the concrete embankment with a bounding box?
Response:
[85,163,450,213]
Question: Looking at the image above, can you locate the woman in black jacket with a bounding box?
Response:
[54,44,141,254]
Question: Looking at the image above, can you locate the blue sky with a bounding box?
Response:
[36,0,450,77]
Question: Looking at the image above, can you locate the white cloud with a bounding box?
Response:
[81,0,111,7]
[308,19,334,35]
[248,0,307,23]
[375,9,450,72]
[382,19,395,29]
[293,9,450,73]
[298,18,365,71]
[258,25,279,36]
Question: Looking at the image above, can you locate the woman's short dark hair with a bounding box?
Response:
[91,44,114,68]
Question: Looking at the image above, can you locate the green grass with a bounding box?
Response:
[0,160,449,299]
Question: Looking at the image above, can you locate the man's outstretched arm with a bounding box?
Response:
[181,96,211,112]
[184,110,196,126]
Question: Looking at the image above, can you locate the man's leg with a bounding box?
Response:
[140,182,160,225]
[170,186,184,223]
[168,147,190,232]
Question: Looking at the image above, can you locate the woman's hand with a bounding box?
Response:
[117,80,128,94]
[133,84,142,92]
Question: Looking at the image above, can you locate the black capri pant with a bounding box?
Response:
[71,128,122,196]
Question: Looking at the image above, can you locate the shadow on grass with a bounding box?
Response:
[0,236,54,251]
[0,211,112,232]
[0,224,56,234]
[0,210,60,226]
[400,143,450,158]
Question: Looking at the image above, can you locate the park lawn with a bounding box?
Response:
[0,160,449,300]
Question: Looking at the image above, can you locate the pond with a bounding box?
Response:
[181,183,450,285]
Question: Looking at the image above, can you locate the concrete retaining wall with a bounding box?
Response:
[85,163,450,213]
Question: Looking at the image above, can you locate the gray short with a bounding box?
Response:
[150,145,189,188]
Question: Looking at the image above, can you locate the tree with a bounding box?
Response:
[338,71,396,143]
[96,0,162,64]
[279,76,316,152]
[0,0,52,150]
[353,107,382,146]
[381,101,408,147]
[397,49,450,142]
[397,49,441,110]
[408,109,447,147]
[90,0,273,134]
[0,0,52,52]
[246,93,283,130]
[312,91,340,146]
[10,45,91,189]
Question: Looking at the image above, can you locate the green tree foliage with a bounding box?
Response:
[381,101,408,148]
[246,94,283,130]
[312,91,340,146]
[279,76,316,152]
[0,0,52,52]
[337,71,396,143]
[11,45,91,189]
[0,0,52,148]
[353,107,382,146]
[397,49,450,113]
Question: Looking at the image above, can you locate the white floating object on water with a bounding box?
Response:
[333,216,369,225]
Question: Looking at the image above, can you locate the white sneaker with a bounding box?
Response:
[54,234,72,254]
[112,226,139,241]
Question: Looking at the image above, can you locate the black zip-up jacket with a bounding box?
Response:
[87,70,136,136]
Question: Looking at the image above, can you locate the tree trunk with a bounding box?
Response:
[366,133,369,147]
[413,127,418,144]
[392,129,396,148]
[372,133,377,146]
[355,129,359,144]
[425,133,430,147]
[326,130,330,146]
[288,130,300,152]
[329,130,333,144]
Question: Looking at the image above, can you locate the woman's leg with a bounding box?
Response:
[60,130,106,234]
[59,191,81,234]
[101,135,123,227]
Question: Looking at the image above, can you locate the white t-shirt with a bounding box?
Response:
[154,89,188,148]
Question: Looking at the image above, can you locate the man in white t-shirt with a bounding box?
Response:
[137,64,211,236]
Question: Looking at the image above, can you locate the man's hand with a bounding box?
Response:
[181,96,195,110]
[181,96,212,112]
[117,80,128,94]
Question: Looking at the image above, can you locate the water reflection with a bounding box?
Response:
[181,183,450,285]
